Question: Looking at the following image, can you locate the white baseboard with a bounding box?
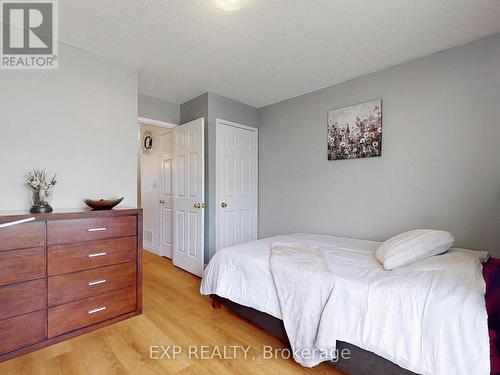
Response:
[143,242,161,255]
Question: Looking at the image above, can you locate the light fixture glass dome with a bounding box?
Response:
[211,0,245,11]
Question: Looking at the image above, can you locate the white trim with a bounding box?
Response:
[215,119,259,253]
[143,242,161,255]
[138,117,177,129]
[216,118,257,132]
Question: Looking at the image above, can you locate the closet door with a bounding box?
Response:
[173,118,205,277]
[216,119,258,251]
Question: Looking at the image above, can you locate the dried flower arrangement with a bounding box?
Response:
[26,169,58,213]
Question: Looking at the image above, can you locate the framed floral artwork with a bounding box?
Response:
[327,99,382,160]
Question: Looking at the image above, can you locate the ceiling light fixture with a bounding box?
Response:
[211,0,245,11]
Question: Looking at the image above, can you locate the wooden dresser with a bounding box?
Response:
[0,208,142,362]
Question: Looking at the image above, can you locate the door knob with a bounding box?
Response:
[159,200,165,204]
[221,202,227,208]
[194,203,201,209]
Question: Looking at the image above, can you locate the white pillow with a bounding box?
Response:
[375,229,454,270]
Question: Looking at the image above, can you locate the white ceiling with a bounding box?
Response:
[60,0,500,108]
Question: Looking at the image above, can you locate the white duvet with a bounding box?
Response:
[200,233,490,375]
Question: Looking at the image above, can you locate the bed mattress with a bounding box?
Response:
[201,233,383,319]
[201,233,490,375]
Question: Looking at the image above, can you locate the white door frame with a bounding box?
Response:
[215,118,258,252]
[137,117,177,254]
[138,117,177,129]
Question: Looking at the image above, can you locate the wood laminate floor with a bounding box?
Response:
[0,251,341,375]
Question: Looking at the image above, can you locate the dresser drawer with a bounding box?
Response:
[47,216,137,245]
[48,262,136,306]
[48,287,136,338]
[0,279,46,320]
[0,221,45,252]
[0,247,46,286]
[0,310,46,354]
[48,236,137,276]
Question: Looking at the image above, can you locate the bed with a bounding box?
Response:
[201,233,492,375]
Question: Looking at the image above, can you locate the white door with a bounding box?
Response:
[173,118,205,277]
[216,119,258,250]
[160,131,173,258]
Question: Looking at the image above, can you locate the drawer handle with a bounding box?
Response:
[88,279,107,286]
[88,227,107,232]
[0,217,35,229]
[88,306,106,315]
[88,252,107,258]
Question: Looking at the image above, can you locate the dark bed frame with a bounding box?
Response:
[211,295,415,375]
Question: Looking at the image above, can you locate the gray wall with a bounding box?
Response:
[258,33,500,256]
[181,92,259,261]
[0,43,138,210]
[208,92,259,129]
[180,93,209,124]
[138,93,180,124]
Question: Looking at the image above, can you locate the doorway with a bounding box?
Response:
[138,117,205,277]
[138,118,176,258]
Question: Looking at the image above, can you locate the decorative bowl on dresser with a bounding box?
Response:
[83,197,124,210]
[0,208,143,362]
